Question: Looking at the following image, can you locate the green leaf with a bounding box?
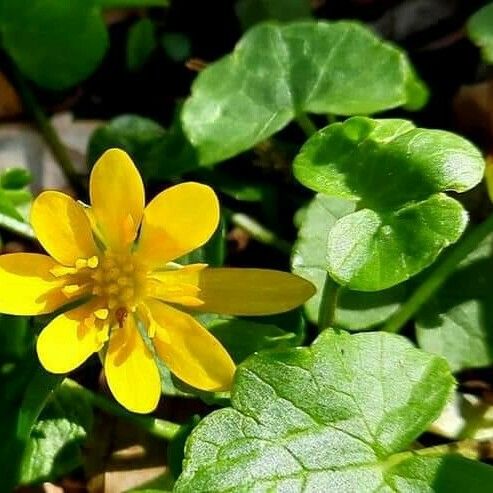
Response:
[87,114,199,181]
[20,382,93,484]
[416,234,493,372]
[208,317,297,363]
[161,33,192,62]
[0,0,108,90]
[174,329,477,492]
[468,3,493,64]
[127,18,157,71]
[0,353,62,490]
[182,20,427,165]
[0,168,31,189]
[293,117,484,291]
[235,0,311,30]
[292,194,408,328]
[0,315,31,361]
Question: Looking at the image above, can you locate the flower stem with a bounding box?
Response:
[295,113,317,137]
[226,210,292,255]
[318,273,339,331]
[383,213,493,334]
[11,66,85,194]
[0,212,35,239]
[62,378,182,440]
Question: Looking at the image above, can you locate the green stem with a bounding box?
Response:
[62,378,182,440]
[318,273,339,331]
[100,0,169,8]
[383,213,493,334]
[415,438,493,461]
[12,67,84,194]
[226,210,291,255]
[0,213,35,239]
[295,113,317,137]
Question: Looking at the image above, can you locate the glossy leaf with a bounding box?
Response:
[235,0,311,30]
[174,329,484,492]
[20,383,93,484]
[292,194,408,328]
[183,21,427,165]
[294,117,484,290]
[0,0,108,89]
[127,18,157,71]
[468,3,493,64]
[416,234,493,372]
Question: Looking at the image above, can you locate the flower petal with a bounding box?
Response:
[104,315,161,413]
[37,302,107,373]
[0,253,67,315]
[90,149,145,250]
[195,268,316,315]
[31,191,99,266]
[137,182,219,267]
[146,299,235,391]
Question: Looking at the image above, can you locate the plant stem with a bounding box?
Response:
[62,378,182,440]
[226,210,291,255]
[295,113,317,137]
[0,213,35,239]
[416,438,493,461]
[12,67,85,194]
[100,0,169,8]
[383,213,493,334]
[318,273,339,331]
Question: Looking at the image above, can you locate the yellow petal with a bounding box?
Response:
[90,148,145,250]
[146,264,206,306]
[146,299,235,391]
[195,268,316,315]
[37,303,107,373]
[31,191,99,266]
[104,315,161,413]
[0,253,67,315]
[137,182,219,267]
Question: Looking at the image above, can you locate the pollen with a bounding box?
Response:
[89,252,147,312]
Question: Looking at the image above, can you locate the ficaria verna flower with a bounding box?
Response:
[0,149,315,413]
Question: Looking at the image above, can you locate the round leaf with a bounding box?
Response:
[294,117,484,290]
[175,330,469,492]
[182,21,428,165]
[292,194,408,328]
[0,0,108,89]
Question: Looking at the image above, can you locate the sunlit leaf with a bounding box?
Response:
[294,117,484,290]
[174,329,493,492]
[292,194,408,327]
[20,383,93,484]
[183,21,427,165]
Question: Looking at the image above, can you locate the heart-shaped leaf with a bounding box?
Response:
[0,0,108,90]
[293,117,484,291]
[416,234,493,372]
[182,21,427,165]
[292,194,408,327]
[175,330,493,492]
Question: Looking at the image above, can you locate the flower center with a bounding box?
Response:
[90,252,147,311]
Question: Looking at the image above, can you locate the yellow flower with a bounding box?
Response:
[0,149,315,413]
